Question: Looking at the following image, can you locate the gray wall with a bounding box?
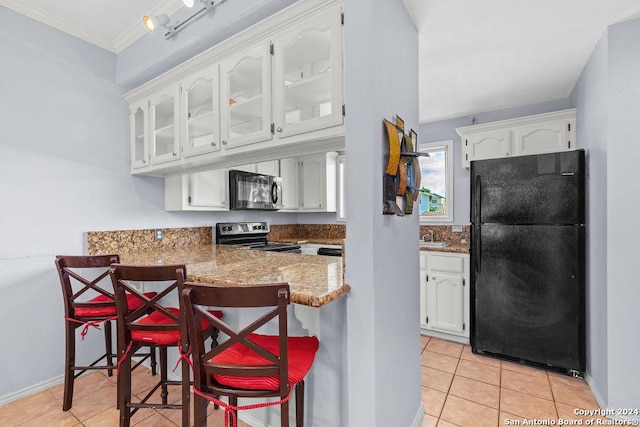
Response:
[570,17,640,413]
[0,3,304,402]
[569,33,609,405]
[116,0,297,89]
[601,18,640,411]
[343,0,422,425]
[419,98,572,224]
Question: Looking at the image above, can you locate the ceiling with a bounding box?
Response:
[2,0,640,123]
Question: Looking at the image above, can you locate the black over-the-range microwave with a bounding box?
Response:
[228,170,283,211]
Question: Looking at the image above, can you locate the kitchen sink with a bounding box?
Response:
[419,241,450,248]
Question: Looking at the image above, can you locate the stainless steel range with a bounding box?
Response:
[215,222,301,253]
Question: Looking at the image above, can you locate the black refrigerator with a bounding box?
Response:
[470,149,586,375]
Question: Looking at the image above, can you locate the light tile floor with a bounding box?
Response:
[420,335,605,427]
[0,336,604,427]
[0,367,250,427]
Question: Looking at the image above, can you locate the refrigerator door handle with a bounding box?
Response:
[475,175,482,223]
[474,227,481,273]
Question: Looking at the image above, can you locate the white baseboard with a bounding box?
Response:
[0,375,64,406]
[238,411,269,427]
[421,329,470,345]
[583,372,640,424]
[584,372,606,409]
[411,402,426,427]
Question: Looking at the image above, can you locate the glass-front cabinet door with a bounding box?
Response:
[220,41,272,149]
[273,5,343,139]
[149,84,180,165]
[129,99,149,170]
[180,65,221,158]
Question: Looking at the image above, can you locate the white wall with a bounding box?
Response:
[343,0,422,425]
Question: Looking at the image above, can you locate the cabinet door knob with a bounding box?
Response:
[211,141,217,147]
[222,140,227,145]
[277,127,283,133]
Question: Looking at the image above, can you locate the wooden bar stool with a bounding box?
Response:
[55,254,158,411]
[181,282,319,427]
[109,264,222,427]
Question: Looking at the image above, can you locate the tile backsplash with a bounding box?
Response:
[268,224,345,241]
[87,227,212,255]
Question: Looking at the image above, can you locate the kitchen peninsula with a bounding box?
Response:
[87,226,349,425]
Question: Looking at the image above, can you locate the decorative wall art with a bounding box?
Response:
[383,115,426,216]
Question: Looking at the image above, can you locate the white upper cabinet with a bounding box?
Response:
[279,157,300,211]
[514,117,575,156]
[165,169,228,211]
[463,129,512,164]
[300,152,337,212]
[272,6,343,139]
[255,160,280,176]
[180,65,221,158]
[457,109,576,168]
[278,153,337,212]
[149,85,180,166]
[129,99,149,170]
[125,0,344,177]
[220,41,272,149]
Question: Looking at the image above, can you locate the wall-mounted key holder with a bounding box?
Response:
[383,116,428,216]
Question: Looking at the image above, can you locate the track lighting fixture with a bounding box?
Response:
[143,0,227,40]
[143,14,170,33]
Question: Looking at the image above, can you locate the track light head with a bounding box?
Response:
[143,14,170,32]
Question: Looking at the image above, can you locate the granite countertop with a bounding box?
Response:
[419,242,470,254]
[115,244,349,307]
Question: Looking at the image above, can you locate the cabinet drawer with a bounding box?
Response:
[427,253,465,274]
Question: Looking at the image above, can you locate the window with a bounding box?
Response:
[418,140,453,223]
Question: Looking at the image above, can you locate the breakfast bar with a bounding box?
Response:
[113,244,350,307]
[88,229,349,425]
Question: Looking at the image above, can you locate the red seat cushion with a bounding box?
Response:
[75,292,158,317]
[211,333,319,391]
[132,308,223,346]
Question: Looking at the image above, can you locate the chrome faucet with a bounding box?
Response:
[421,230,435,242]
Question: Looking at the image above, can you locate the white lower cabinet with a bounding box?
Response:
[419,252,429,330]
[420,251,470,339]
[165,169,228,211]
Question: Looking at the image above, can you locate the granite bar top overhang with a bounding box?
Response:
[111,244,349,307]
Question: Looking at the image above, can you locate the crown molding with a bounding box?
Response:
[0,0,183,53]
